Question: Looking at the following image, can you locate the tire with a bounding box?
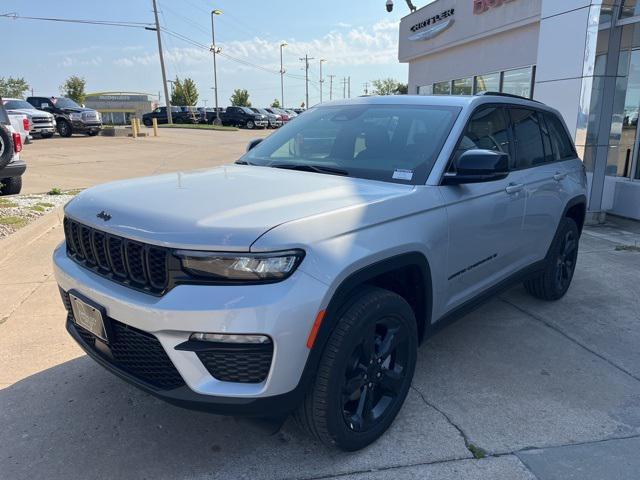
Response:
[246,120,255,129]
[40,132,54,139]
[295,286,418,451]
[0,125,13,169]
[87,130,99,136]
[143,119,152,127]
[524,217,579,301]
[1,176,22,195]
[57,120,72,137]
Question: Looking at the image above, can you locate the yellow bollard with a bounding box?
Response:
[130,117,137,138]
[152,117,158,137]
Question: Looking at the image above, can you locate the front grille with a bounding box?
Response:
[32,116,52,124]
[64,217,169,294]
[196,343,273,383]
[82,111,99,122]
[61,290,184,390]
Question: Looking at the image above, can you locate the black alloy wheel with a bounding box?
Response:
[342,315,411,433]
[524,217,580,300]
[295,287,417,451]
[554,229,578,293]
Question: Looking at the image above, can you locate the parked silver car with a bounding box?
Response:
[54,93,586,451]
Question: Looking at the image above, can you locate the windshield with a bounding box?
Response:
[53,97,81,109]
[3,99,33,110]
[242,104,460,184]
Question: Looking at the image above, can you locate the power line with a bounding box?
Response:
[0,12,153,29]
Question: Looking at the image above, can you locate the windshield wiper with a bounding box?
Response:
[270,163,348,176]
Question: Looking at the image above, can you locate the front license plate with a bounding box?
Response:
[69,293,108,342]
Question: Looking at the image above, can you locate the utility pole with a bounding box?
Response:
[280,42,287,108]
[328,75,335,101]
[363,82,369,95]
[319,58,326,103]
[210,9,223,125]
[152,0,172,124]
[348,77,351,98]
[299,54,314,108]
[342,77,347,99]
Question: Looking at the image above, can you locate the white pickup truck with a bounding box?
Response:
[3,98,56,139]
[0,99,26,195]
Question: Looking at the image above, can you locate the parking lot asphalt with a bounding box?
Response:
[1,132,639,479]
[19,127,269,194]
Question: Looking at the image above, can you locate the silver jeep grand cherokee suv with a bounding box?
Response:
[54,94,587,450]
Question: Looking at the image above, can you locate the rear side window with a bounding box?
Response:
[510,108,545,168]
[544,113,576,160]
[454,106,510,166]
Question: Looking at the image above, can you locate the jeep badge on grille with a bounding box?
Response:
[96,211,112,221]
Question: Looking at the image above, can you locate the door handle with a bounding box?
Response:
[505,183,524,194]
[553,172,567,181]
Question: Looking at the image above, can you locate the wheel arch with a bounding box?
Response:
[563,194,587,234]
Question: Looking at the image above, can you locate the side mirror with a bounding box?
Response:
[442,149,509,185]
[246,138,263,152]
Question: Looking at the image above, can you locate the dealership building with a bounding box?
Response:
[84,92,157,126]
[399,0,640,221]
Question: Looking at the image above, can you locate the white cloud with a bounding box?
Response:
[112,19,400,71]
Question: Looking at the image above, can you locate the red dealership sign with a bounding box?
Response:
[473,0,516,15]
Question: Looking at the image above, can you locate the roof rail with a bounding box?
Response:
[476,91,541,103]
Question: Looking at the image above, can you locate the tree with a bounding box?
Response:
[60,76,86,104]
[371,78,408,96]
[0,77,30,98]
[170,77,199,106]
[271,98,281,108]
[230,89,251,107]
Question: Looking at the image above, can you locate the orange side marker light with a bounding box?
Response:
[306,310,326,349]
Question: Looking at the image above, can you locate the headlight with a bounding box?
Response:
[176,249,304,282]
[70,113,82,121]
[97,112,102,121]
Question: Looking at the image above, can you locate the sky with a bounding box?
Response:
[0,0,411,108]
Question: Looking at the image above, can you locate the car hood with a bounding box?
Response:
[64,165,414,251]
[60,107,96,114]
[7,108,52,118]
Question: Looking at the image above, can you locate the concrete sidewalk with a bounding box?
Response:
[1,214,639,480]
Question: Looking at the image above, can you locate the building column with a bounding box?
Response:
[533,0,611,222]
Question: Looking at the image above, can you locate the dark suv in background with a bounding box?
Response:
[27,96,102,137]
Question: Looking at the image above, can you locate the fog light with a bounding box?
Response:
[190,333,271,344]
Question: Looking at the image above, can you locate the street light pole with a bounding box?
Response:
[152,0,172,124]
[299,54,314,109]
[319,58,326,103]
[280,42,287,108]
[210,9,223,125]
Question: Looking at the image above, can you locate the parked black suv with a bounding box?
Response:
[27,96,102,137]
[142,106,198,126]
[220,106,268,129]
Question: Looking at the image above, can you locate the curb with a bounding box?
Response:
[0,206,64,266]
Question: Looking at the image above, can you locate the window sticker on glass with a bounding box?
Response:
[392,169,414,181]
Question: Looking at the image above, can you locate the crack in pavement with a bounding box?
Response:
[499,297,640,384]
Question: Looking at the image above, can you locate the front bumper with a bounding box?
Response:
[71,121,102,132]
[53,243,328,412]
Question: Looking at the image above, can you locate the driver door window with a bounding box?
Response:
[451,106,511,171]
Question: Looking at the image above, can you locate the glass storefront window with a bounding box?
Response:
[418,85,433,95]
[433,81,451,95]
[474,72,500,93]
[502,66,533,98]
[621,0,640,19]
[451,77,473,95]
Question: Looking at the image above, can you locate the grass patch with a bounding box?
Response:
[0,216,28,229]
[615,244,640,252]
[29,205,45,212]
[158,123,237,131]
[65,189,83,196]
[0,199,18,208]
[467,443,487,459]
[48,187,63,195]
[37,202,55,208]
